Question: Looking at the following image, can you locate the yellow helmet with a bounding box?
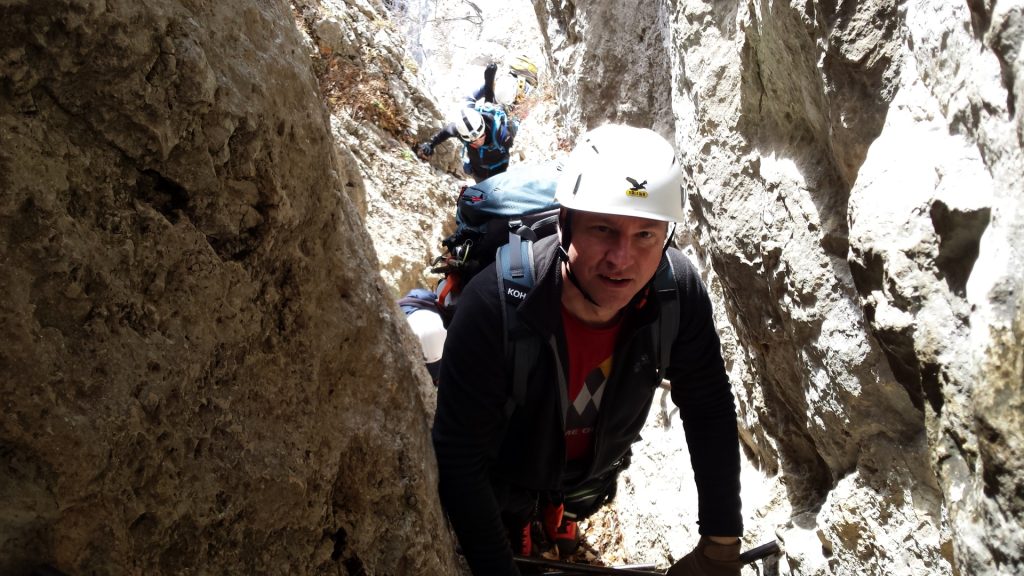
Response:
[508,54,539,86]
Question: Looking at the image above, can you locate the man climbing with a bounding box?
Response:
[417,104,517,183]
[432,124,744,576]
[465,58,539,119]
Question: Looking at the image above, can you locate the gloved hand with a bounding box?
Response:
[484,62,498,84]
[667,537,741,576]
[417,142,434,159]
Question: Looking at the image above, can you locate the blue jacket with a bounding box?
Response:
[428,107,517,180]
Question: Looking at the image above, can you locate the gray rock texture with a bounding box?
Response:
[534,0,677,139]
[291,0,464,297]
[4,0,1021,574]
[534,0,1022,574]
[0,0,458,574]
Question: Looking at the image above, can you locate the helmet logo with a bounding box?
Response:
[625,177,648,198]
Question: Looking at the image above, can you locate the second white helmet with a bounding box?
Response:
[494,75,520,106]
[406,308,447,364]
[454,107,486,142]
[555,124,686,223]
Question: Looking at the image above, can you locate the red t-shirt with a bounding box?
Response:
[560,304,622,463]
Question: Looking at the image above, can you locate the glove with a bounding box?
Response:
[484,62,498,84]
[667,537,741,576]
[417,142,434,159]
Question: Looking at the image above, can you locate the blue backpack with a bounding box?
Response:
[432,164,561,323]
[477,103,512,149]
[464,104,517,173]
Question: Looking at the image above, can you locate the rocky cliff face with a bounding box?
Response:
[535,0,1022,574]
[0,0,458,574]
[5,0,1021,574]
[289,0,464,297]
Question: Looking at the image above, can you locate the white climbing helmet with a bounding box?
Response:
[494,74,520,106]
[555,124,686,223]
[406,308,446,364]
[454,107,486,142]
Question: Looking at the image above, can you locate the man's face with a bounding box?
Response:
[562,210,669,321]
[467,133,485,148]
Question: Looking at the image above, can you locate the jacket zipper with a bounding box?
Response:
[577,323,649,482]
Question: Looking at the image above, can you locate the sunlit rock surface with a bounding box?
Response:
[534,0,1023,574]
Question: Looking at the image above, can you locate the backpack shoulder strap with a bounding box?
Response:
[483,105,509,146]
[653,256,680,377]
[496,229,540,417]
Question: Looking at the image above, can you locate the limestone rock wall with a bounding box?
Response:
[0,0,458,574]
[534,0,1023,574]
[290,0,463,298]
[533,0,677,140]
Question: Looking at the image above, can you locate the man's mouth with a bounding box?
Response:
[599,274,631,285]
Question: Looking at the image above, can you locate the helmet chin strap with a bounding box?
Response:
[559,248,601,307]
[662,222,677,257]
[558,210,601,307]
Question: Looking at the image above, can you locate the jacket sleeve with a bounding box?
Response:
[483,62,497,100]
[664,249,743,537]
[430,124,459,147]
[432,270,520,576]
[464,63,497,105]
[463,83,488,106]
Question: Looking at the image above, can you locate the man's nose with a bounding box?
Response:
[603,234,632,268]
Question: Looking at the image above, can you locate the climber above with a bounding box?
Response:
[416,104,517,183]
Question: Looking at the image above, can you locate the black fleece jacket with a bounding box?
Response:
[432,235,742,576]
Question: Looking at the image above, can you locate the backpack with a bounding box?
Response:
[464,103,511,152]
[478,103,510,143]
[467,104,518,173]
[431,163,561,324]
[397,288,440,314]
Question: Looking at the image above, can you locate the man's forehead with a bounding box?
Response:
[573,210,667,230]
